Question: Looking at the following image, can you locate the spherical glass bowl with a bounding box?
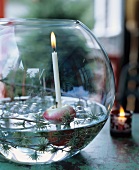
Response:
[0,19,115,164]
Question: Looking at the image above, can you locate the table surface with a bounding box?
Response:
[0,114,139,170]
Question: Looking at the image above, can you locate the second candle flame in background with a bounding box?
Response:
[119,106,125,117]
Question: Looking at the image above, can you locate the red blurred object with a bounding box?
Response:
[0,74,7,98]
[0,81,7,98]
[108,54,121,92]
[0,0,5,18]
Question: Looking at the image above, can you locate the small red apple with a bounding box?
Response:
[43,105,76,124]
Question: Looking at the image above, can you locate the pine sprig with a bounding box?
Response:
[28,151,40,161]
[1,144,11,154]
[13,132,32,146]
[89,113,99,121]
[35,122,48,130]
[37,137,49,153]
[61,111,74,126]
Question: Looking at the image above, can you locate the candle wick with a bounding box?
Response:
[53,47,56,52]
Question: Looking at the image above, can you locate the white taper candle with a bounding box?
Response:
[51,32,61,108]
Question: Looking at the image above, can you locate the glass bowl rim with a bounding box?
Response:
[0,18,82,26]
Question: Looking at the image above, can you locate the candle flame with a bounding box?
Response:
[119,106,125,117]
[51,32,56,50]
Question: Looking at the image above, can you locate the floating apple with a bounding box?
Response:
[43,105,76,124]
[43,105,76,146]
